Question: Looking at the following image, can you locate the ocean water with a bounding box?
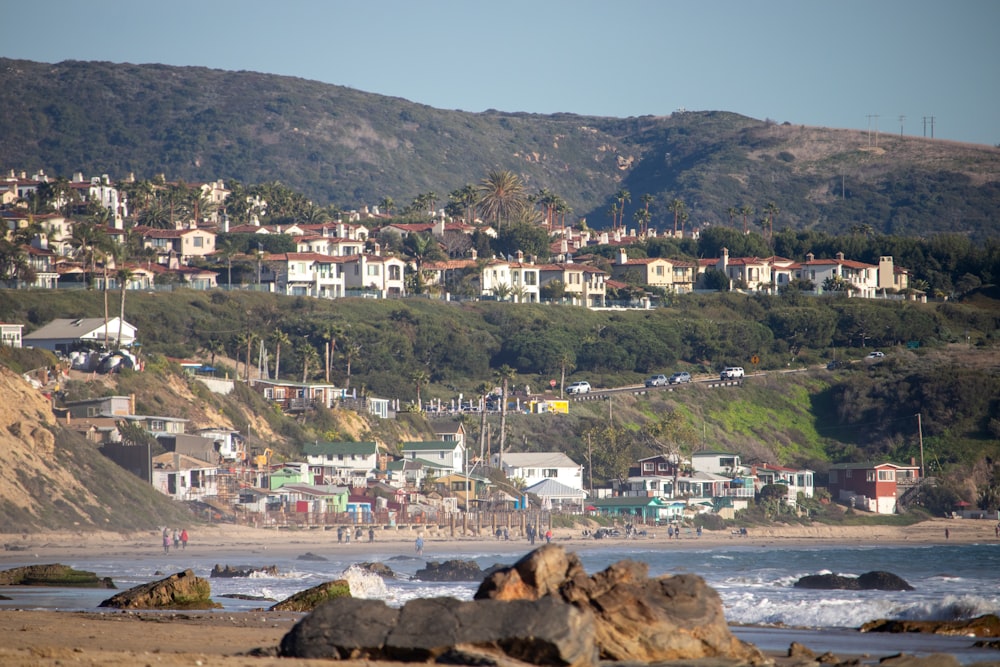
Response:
[2,540,999,664]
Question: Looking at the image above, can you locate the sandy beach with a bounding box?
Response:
[1,517,996,667]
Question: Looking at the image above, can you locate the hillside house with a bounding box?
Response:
[754,463,815,501]
[691,451,742,476]
[250,379,344,411]
[0,323,23,348]
[401,440,465,475]
[490,452,584,491]
[151,451,219,502]
[827,461,921,514]
[302,441,380,486]
[24,317,138,352]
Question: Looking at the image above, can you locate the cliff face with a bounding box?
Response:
[0,366,191,533]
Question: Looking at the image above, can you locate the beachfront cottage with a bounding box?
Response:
[23,317,137,352]
[490,452,584,491]
[827,461,921,514]
[524,478,587,512]
[302,441,380,487]
[401,441,465,475]
[151,451,219,501]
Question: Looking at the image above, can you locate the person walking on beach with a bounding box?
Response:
[945,527,950,540]
[545,529,552,544]
[415,535,424,556]
[337,526,343,543]
[368,527,374,543]
[162,528,170,554]
[180,529,188,550]
[172,529,180,550]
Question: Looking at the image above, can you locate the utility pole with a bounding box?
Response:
[923,116,936,138]
[929,116,935,138]
[898,114,905,137]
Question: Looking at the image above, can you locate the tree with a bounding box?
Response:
[70,222,107,289]
[343,339,362,389]
[634,208,651,238]
[115,263,134,351]
[378,196,395,216]
[727,206,738,228]
[614,189,631,231]
[739,205,755,235]
[493,364,517,470]
[269,329,290,380]
[764,201,780,242]
[668,198,687,235]
[474,381,492,466]
[205,338,224,369]
[298,339,320,383]
[477,169,527,228]
[410,369,430,410]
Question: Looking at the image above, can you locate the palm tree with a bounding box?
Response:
[236,331,259,382]
[474,381,492,468]
[493,364,517,470]
[615,189,631,231]
[70,222,106,289]
[727,206,738,229]
[633,209,651,237]
[477,170,527,228]
[764,202,780,243]
[319,324,341,383]
[668,198,687,235]
[739,205,755,235]
[298,339,320,383]
[269,329,290,380]
[410,369,430,410]
[205,338,224,369]
[115,262,134,351]
[378,196,395,217]
[343,340,362,390]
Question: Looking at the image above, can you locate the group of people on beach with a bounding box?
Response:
[161,527,188,553]
[336,526,375,544]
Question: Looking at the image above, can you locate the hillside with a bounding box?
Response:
[1,58,998,237]
[0,364,193,533]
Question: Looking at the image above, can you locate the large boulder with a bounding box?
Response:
[269,579,351,612]
[480,544,763,664]
[210,564,279,578]
[0,563,114,588]
[99,569,218,609]
[279,595,597,666]
[794,570,913,591]
[413,559,484,581]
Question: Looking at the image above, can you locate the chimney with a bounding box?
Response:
[836,251,845,261]
[471,248,478,260]
[806,252,815,262]
[515,250,524,263]
[617,248,628,265]
[721,247,729,272]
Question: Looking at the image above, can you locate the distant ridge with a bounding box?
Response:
[1,58,998,237]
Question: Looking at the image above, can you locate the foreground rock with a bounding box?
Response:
[476,544,763,664]
[210,564,279,578]
[861,613,1000,637]
[794,570,914,590]
[413,559,484,581]
[354,561,395,577]
[280,595,595,666]
[99,569,219,609]
[0,563,115,588]
[280,544,762,666]
[268,579,351,612]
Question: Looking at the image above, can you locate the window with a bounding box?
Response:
[878,470,895,481]
[658,462,670,472]
[544,469,557,478]
[367,265,380,277]
[642,462,654,472]
[845,469,852,479]
[866,471,877,482]
[655,266,664,276]
[149,419,165,431]
[525,272,537,286]
[193,236,204,248]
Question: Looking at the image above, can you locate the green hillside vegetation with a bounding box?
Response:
[2,58,998,238]
[4,288,1000,516]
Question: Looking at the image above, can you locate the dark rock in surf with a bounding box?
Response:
[794,570,913,591]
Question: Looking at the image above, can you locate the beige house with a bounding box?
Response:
[611,249,696,293]
[538,262,607,308]
[136,226,216,267]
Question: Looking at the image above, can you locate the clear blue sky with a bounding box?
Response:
[6,0,998,146]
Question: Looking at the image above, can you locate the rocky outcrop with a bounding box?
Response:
[475,544,762,664]
[269,579,351,612]
[355,561,395,577]
[99,569,219,609]
[279,595,596,666]
[861,613,1000,637]
[296,552,328,561]
[210,564,279,578]
[794,570,914,591]
[0,563,114,588]
[414,559,484,582]
[280,544,762,666]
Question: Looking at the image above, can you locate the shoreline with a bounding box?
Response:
[1,516,996,562]
[1,518,998,666]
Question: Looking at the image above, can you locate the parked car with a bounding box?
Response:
[566,381,592,395]
[866,350,885,359]
[720,366,745,379]
[826,360,845,370]
[668,372,692,384]
[645,374,668,387]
